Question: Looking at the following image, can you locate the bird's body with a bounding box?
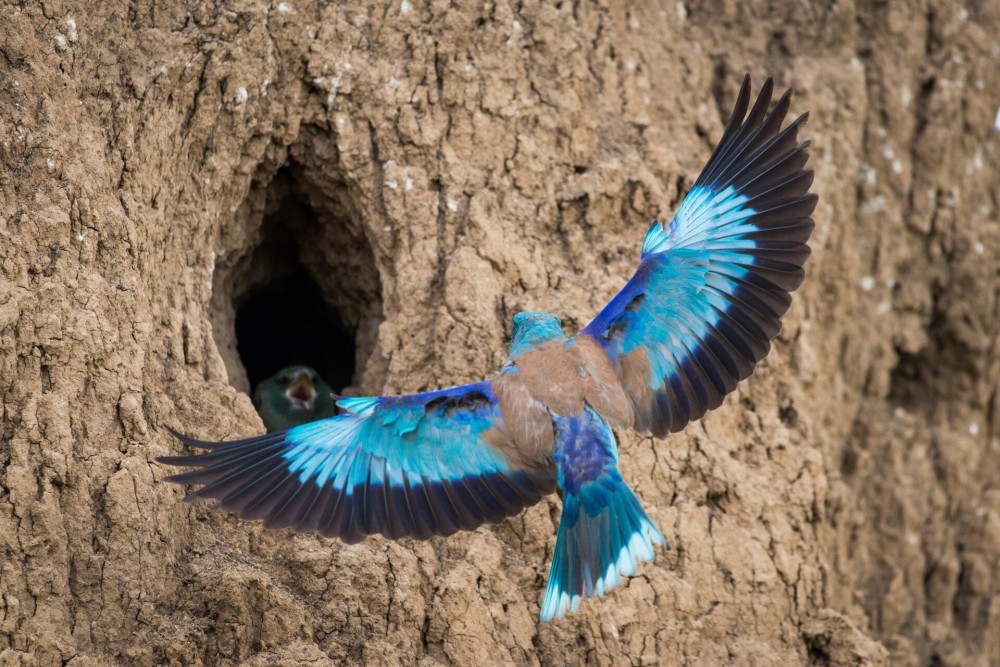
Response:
[160,76,817,621]
[490,314,667,619]
[253,365,336,432]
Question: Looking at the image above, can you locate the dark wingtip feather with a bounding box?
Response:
[697,77,790,190]
[162,424,287,452]
[728,74,753,127]
[163,425,216,449]
[158,454,212,466]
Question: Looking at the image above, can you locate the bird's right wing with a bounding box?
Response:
[581,76,817,436]
[159,381,556,543]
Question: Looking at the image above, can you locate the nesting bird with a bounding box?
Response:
[160,76,817,621]
[253,365,336,432]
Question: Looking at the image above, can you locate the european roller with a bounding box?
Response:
[160,76,817,621]
[253,365,337,432]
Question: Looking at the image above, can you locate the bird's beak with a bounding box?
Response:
[286,373,317,409]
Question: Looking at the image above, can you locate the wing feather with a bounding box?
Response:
[582,75,816,435]
[159,382,557,541]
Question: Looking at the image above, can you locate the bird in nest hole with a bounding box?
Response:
[253,365,337,433]
[160,75,817,622]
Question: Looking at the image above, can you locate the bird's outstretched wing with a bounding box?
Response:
[581,75,817,436]
[159,382,556,543]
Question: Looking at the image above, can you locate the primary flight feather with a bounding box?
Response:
[159,75,817,621]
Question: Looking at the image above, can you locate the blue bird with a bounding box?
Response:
[159,75,816,621]
[253,365,337,432]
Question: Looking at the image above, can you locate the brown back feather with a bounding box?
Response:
[495,337,632,456]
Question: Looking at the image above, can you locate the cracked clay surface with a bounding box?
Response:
[1,1,999,665]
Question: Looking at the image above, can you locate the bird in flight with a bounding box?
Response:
[253,365,337,432]
[160,75,816,621]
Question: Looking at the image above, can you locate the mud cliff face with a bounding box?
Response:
[1,0,998,665]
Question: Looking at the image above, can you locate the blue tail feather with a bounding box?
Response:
[540,471,666,621]
[540,410,667,621]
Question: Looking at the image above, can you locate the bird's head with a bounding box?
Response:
[508,311,566,359]
[253,365,337,432]
[271,365,319,411]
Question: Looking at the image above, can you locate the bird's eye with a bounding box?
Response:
[278,376,291,387]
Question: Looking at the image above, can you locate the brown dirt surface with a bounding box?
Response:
[2,1,999,665]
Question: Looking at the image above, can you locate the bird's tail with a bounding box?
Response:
[540,410,667,621]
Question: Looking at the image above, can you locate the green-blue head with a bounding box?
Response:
[508,311,566,359]
[253,365,337,432]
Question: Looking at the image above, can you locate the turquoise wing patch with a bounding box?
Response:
[582,76,816,436]
[159,381,556,543]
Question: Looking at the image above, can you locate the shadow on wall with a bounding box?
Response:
[209,164,383,399]
[235,265,355,394]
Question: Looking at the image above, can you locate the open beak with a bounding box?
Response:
[285,372,317,409]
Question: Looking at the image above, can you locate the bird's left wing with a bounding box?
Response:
[580,76,817,436]
[159,381,556,543]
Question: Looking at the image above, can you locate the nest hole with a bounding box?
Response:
[235,266,355,392]
[211,165,383,399]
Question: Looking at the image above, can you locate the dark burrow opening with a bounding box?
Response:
[235,266,355,393]
[211,164,383,400]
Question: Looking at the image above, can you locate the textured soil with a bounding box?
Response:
[2,1,999,665]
